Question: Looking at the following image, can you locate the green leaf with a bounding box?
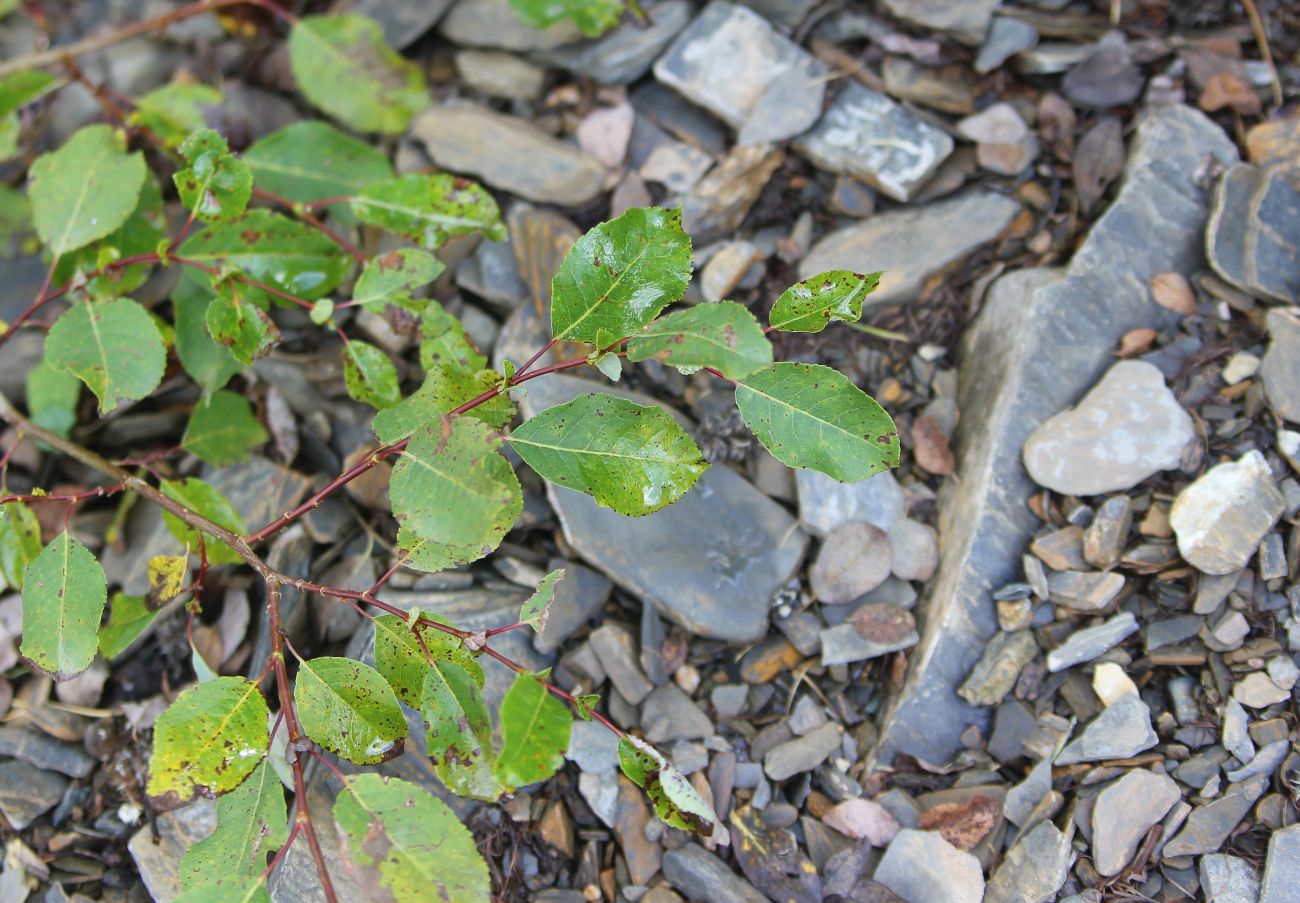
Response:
[28,124,147,255]
[768,271,882,333]
[160,478,248,566]
[333,774,491,902]
[53,172,165,298]
[372,366,512,443]
[175,129,252,223]
[25,359,80,439]
[574,693,600,721]
[519,568,564,633]
[130,83,223,150]
[618,735,723,838]
[0,70,59,117]
[98,593,156,659]
[309,299,334,325]
[343,340,401,409]
[19,532,106,680]
[287,14,427,135]
[550,207,692,344]
[508,0,624,37]
[45,298,165,414]
[420,662,499,800]
[243,121,393,225]
[174,881,270,903]
[179,210,348,303]
[174,270,243,393]
[418,302,486,373]
[295,657,407,765]
[146,676,269,805]
[0,502,42,590]
[734,363,900,483]
[180,760,286,891]
[182,391,268,466]
[353,249,443,314]
[627,301,772,379]
[351,174,505,250]
[389,418,522,573]
[205,279,280,364]
[372,613,482,708]
[509,393,707,516]
[494,673,571,790]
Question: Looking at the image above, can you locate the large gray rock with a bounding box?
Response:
[874,829,985,903]
[662,844,768,903]
[1206,163,1300,303]
[523,376,806,643]
[880,0,997,43]
[1169,450,1284,575]
[799,191,1021,309]
[1163,775,1268,858]
[412,104,606,207]
[1090,769,1180,876]
[870,105,1237,767]
[1260,823,1300,903]
[1261,308,1300,424]
[983,821,1072,903]
[350,0,453,48]
[537,0,692,84]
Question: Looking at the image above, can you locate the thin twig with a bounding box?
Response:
[1239,0,1283,108]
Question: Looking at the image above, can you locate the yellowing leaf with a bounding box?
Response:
[180,760,287,892]
[147,553,188,609]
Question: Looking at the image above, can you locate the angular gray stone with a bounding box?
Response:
[975,16,1039,74]
[1260,822,1300,903]
[1163,775,1267,858]
[861,106,1241,769]
[983,821,1072,903]
[1225,738,1288,783]
[797,469,905,538]
[566,719,620,774]
[1170,450,1285,575]
[811,522,893,604]
[680,143,784,244]
[956,629,1038,706]
[1222,697,1255,764]
[1055,692,1156,764]
[1090,769,1180,876]
[1046,611,1138,672]
[352,0,452,48]
[537,0,692,84]
[524,376,806,643]
[129,801,217,902]
[1199,854,1261,903]
[0,759,68,830]
[412,104,606,206]
[874,829,985,903]
[662,844,768,903]
[641,684,713,743]
[1023,361,1194,496]
[879,0,997,43]
[1261,308,1300,423]
[1206,164,1300,304]
[454,50,545,101]
[800,190,1020,309]
[439,0,582,51]
[1046,570,1125,611]
[589,624,654,704]
[819,616,919,668]
[795,82,953,201]
[736,55,827,146]
[765,722,843,781]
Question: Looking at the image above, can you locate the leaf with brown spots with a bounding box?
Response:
[627,301,773,379]
[19,532,107,680]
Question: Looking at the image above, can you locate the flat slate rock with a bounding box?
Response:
[1169,450,1284,575]
[1206,163,1300,303]
[128,800,217,903]
[1260,308,1300,423]
[1055,691,1156,763]
[1260,823,1300,903]
[799,190,1020,309]
[983,821,1071,903]
[879,0,997,43]
[522,375,807,643]
[1091,769,1180,876]
[537,0,692,84]
[412,104,606,207]
[349,0,453,48]
[796,81,953,201]
[662,844,768,903]
[874,829,985,903]
[1163,775,1267,858]
[797,469,905,538]
[439,0,583,51]
[869,105,1237,767]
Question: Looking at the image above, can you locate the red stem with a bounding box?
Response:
[251,187,365,264]
[0,484,123,505]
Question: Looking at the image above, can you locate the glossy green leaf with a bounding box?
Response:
[130,83,223,149]
[627,301,772,379]
[287,14,427,135]
[28,124,147,255]
[352,248,443,314]
[180,760,286,891]
[179,210,348,302]
[389,418,522,573]
[418,301,486,373]
[205,279,280,365]
[372,613,482,708]
[53,172,165,298]
[25,359,80,439]
[494,673,570,790]
[175,129,252,223]
[734,363,899,483]
[768,270,882,333]
[351,174,505,249]
[618,734,722,837]
[421,662,499,800]
[509,0,624,37]
[550,207,692,344]
[182,391,268,466]
[372,366,511,443]
[174,270,243,393]
[333,774,491,902]
[160,478,247,566]
[295,657,407,765]
[519,568,564,633]
[98,593,156,659]
[243,121,393,225]
[343,340,401,409]
[510,393,707,516]
[19,532,106,680]
[146,676,269,805]
[0,502,43,589]
[45,298,165,414]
